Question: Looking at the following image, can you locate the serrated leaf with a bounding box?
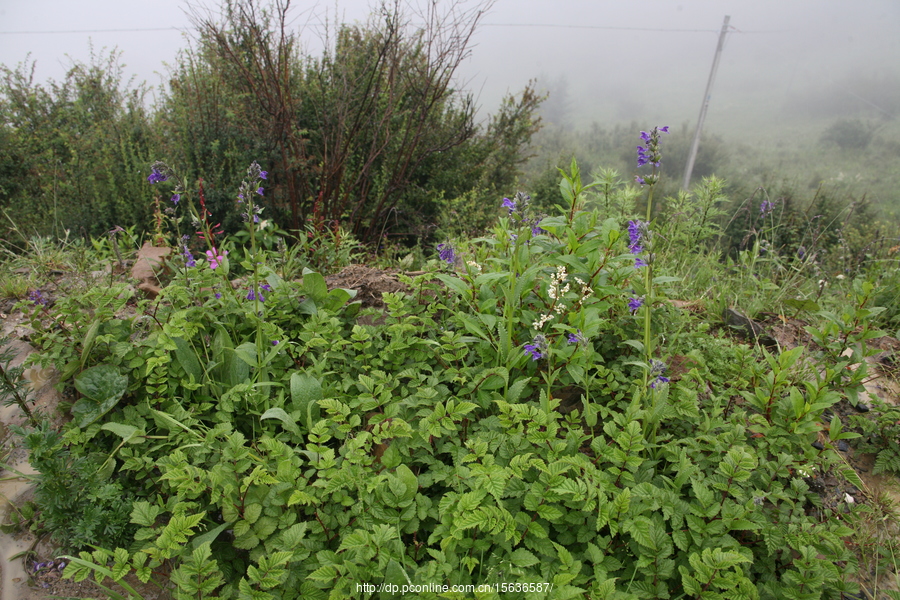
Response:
[509,548,539,567]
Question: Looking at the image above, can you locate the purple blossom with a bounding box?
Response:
[635,257,648,268]
[147,166,167,184]
[531,218,545,236]
[760,199,775,216]
[628,220,643,253]
[259,171,268,180]
[635,175,646,186]
[256,187,264,196]
[271,340,279,346]
[437,243,456,265]
[28,289,49,306]
[524,334,548,361]
[215,292,222,299]
[502,197,517,214]
[238,193,244,203]
[567,330,587,345]
[649,359,670,388]
[246,286,265,302]
[636,126,668,169]
[182,245,196,267]
[628,296,644,314]
[170,193,180,204]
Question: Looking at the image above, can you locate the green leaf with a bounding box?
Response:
[509,548,539,567]
[434,273,470,297]
[394,464,418,504]
[260,407,301,437]
[72,364,128,428]
[303,272,329,303]
[80,319,102,368]
[173,337,203,383]
[101,422,144,444]
[234,342,258,368]
[785,298,821,313]
[191,521,232,549]
[291,372,323,430]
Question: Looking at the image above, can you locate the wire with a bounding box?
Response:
[0,27,184,35]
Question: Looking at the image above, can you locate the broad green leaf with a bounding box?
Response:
[260,407,301,437]
[101,422,144,444]
[72,364,128,428]
[173,337,203,382]
[291,372,323,430]
[303,272,328,303]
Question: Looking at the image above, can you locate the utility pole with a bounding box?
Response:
[682,15,730,190]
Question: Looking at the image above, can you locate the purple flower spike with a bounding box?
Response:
[635,257,648,269]
[628,296,644,314]
[170,193,180,204]
[501,197,517,214]
[147,167,167,184]
[437,243,456,265]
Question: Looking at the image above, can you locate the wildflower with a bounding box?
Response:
[28,289,48,306]
[147,166,168,184]
[531,218,545,236]
[437,243,456,265]
[635,257,648,269]
[256,187,264,196]
[628,296,644,314]
[259,171,268,180]
[533,313,553,329]
[567,330,587,345]
[836,274,845,280]
[760,198,774,216]
[635,175,646,186]
[260,283,272,292]
[466,260,482,274]
[271,340,279,346]
[797,245,806,259]
[214,292,222,299]
[237,193,244,203]
[182,244,196,267]
[524,334,548,361]
[628,220,644,254]
[649,359,670,388]
[636,126,668,169]
[502,197,517,214]
[206,247,227,270]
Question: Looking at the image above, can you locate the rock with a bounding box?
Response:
[132,243,171,298]
[722,307,777,346]
[837,440,849,452]
[811,441,824,451]
[853,402,870,413]
[132,243,171,281]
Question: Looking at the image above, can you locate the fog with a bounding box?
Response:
[2,0,898,139]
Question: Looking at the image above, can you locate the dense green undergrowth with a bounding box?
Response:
[1,145,899,600]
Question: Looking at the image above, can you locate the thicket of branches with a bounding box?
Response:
[0,0,543,246]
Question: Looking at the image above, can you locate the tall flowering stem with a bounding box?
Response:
[635,127,667,374]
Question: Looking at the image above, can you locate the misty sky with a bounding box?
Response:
[2,0,898,136]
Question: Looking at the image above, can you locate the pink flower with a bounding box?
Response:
[206,247,228,269]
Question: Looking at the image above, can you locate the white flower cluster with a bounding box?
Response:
[548,266,570,300]
[574,276,593,306]
[466,260,482,274]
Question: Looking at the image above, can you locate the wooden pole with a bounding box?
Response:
[682,15,730,190]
